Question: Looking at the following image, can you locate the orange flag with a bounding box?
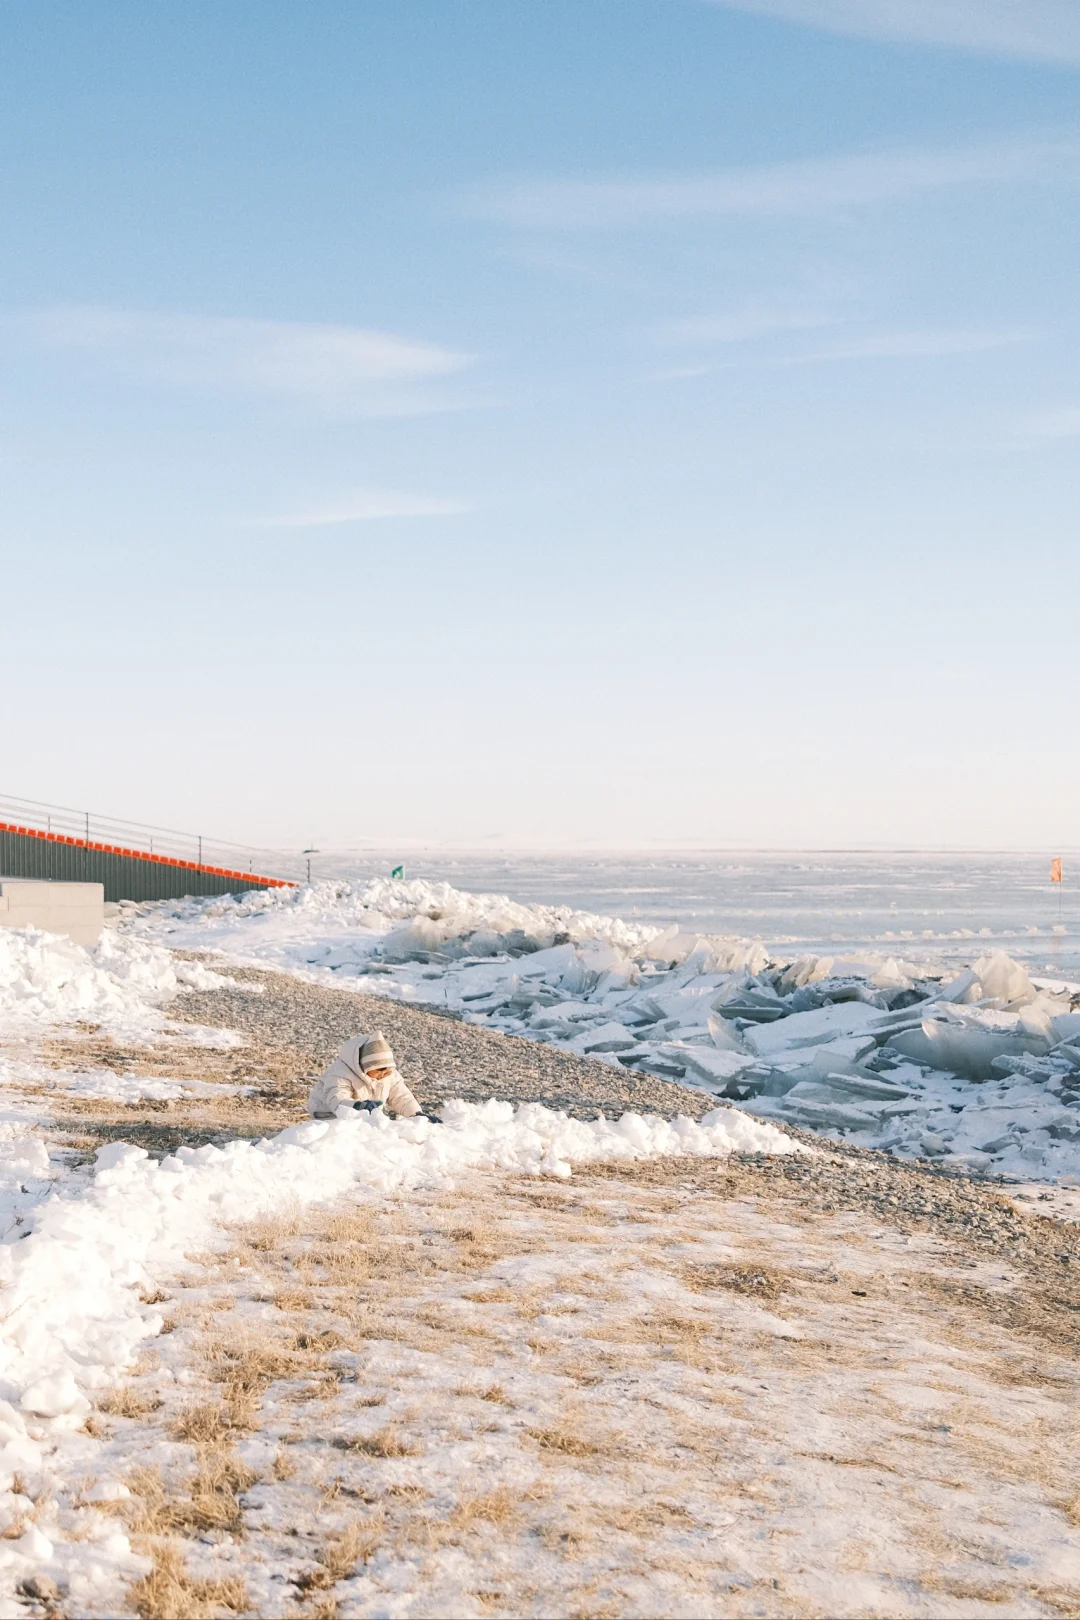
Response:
[1051,857,1063,884]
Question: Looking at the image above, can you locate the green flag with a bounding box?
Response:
[391,864,404,879]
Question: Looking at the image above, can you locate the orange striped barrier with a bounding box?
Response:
[0,820,296,889]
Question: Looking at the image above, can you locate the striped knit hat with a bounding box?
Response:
[359,1032,395,1074]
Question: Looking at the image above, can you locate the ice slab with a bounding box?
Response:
[745,1001,882,1058]
[888,1017,1052,1081]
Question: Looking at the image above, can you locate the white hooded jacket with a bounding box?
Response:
[307,1034,421,1119]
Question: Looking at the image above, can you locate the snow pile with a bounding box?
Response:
[0,926,232,1040]
[120,875,669,968]
[0,1100,796,1435]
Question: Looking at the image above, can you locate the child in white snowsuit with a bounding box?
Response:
[307,1032,423,1119]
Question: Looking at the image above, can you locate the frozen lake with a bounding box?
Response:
[299,851,1079,978]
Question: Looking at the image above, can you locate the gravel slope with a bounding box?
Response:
[173,963,718,1120]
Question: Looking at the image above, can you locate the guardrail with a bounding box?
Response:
[0,794,300,902]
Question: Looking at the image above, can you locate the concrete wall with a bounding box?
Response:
[0,879,105,947]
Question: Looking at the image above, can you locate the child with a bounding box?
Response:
[307,1031,423,1119]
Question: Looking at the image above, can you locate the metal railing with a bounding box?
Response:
[0,793,302,888]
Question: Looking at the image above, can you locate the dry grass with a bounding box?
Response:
[96,1386,163,1419]
[332,1424,423,1459]
[170,1402,233,1445]
[294,1518,383,1593]
[128,1540,248,1620]
[527,1423,607,1459]
[126,1449,259,1541]
[271,1446,297,1482]
[273,1287,314,1312]
[449,1487,523,1530]
[680,1261,789,1299]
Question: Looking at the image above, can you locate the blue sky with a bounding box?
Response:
[1,1,1077,850]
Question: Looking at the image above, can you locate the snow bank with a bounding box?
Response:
[0,926,232,1040]
[0,1100,796,1453]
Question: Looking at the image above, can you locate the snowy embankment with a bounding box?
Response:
[0,924,232,1042]
[125,876,1080,1188]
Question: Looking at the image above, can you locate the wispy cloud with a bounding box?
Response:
[653,323,1034,378]
[652,308,842,345]
[786,327,1035,361]
[460,132,1080,230]
[260,492,469,527]
[10,307,473,409]
[702,2,1080,67]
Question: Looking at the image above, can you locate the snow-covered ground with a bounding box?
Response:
[0,913,803,1614]
[1,879,1079,1614]
[121,877,1080,1192]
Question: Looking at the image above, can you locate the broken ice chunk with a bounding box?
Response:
[659,1044,759,1085]
[711,980,787,1023]
[887,1013,1052,1081]
[972,951,1035,1008]
[578,1021,640,1053]
[779,1095,887,1132]
[707,1013,750,1054]
[745,1001,882,1058]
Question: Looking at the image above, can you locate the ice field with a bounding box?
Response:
[284,851,1080,977]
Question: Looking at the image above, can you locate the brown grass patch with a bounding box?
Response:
[273,1288,314,1312]
[170,1403,232,1445]
[289,1326,346,1352]
[294,1518,382,1593]
[97,1386,162,1419]
[527,1424,604,1459]
[128,1541,248,1620]
[272,1446,297,1481]
[332,1423,423,1458]
[449,1487,523,1530]
[126,1451,259,1540]
[681,1261,788,1299]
